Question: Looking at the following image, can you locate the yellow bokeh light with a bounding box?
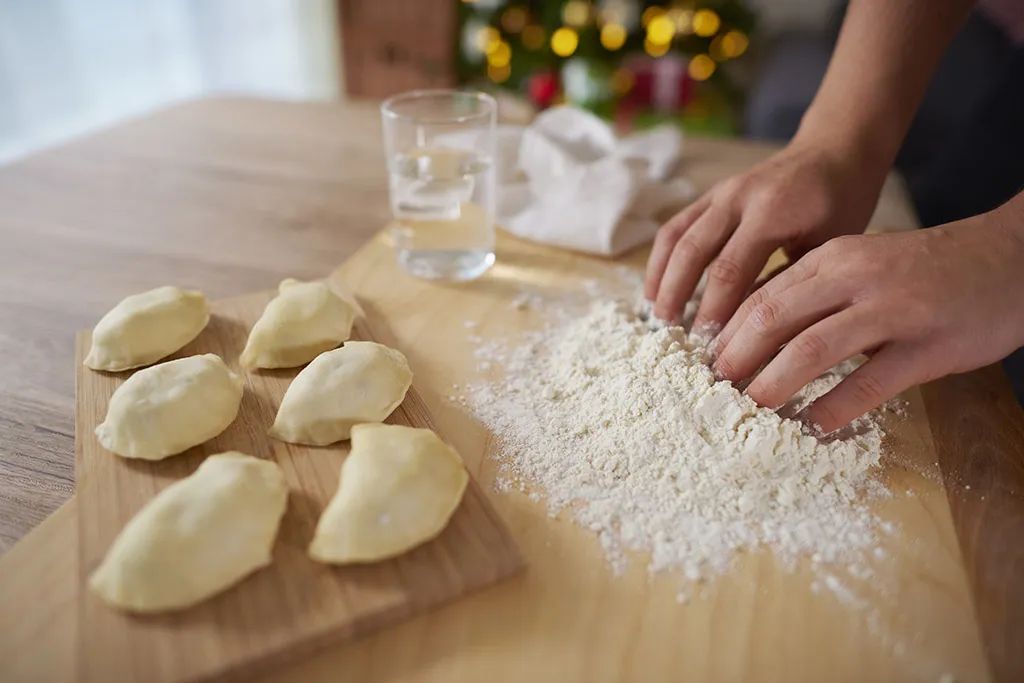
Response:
[487,62,511,83]
[670,8,694,34]
[551,27,579,57]
[522,24,545,50]
[721,30,749,58]
[600,23,627,51]
[709,35,726,61]
[688,53,716,80]
[562,0,590,27]
[487,41,512,67]
[644,38,670,58]
[476,26,501,54]
[641,6,664,27]
[646,14,676,45]
[500,6,527,33]
[693,9,721,37]
[611,67,635,95]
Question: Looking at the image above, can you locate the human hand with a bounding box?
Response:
[711,197,1024,433]
[644,137,888,328]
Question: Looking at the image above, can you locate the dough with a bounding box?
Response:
[89,452,287,613]
[269,341,412,445]
[240,279,357,369]
[309,424,468,563]
[96,354,244,460]
[85,286,209,371]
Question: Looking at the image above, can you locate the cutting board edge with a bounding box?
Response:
[73,292,525,683]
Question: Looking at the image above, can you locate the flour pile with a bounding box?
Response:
[465,295,888,585]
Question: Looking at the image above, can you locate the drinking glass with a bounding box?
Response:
[380,89,497,281]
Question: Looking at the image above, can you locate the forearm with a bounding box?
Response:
[795,0,975,172]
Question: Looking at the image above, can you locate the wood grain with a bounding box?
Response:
[0,498,77,683]
[0,97,920,553]
[0,98,1021,682]
[0,96,390,552]
[922,366,1024,682]
[76,291,522,682]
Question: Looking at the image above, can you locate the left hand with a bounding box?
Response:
[710,199,1024,433]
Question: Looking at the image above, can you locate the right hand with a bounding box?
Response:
[644,137,889,330]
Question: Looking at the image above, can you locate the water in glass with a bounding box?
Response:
[389,146,495,280]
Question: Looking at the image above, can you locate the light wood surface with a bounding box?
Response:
[0,98,1022,682]
[0,96,916,553]
[921,366,1024,683]
[76,292,522,682]
[0,97,390,552]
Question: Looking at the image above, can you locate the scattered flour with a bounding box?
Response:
[464,291,890,588]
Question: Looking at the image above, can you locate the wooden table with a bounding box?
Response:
[0,98,392,549]
[1,98,1021,681]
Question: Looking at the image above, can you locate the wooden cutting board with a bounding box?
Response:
[4,232,1021,683]
[74,290,524,682]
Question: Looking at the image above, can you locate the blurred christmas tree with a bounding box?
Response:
[457,0,757,135]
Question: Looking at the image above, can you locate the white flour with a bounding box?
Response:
[463,287,890,591]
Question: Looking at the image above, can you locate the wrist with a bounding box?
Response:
[985,192,1024,260]
[978,196,1024,344]
[793,104,895,186]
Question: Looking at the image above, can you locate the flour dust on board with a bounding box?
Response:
[457,267,900,602]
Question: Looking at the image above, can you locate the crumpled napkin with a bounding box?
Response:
[496,106,694,256]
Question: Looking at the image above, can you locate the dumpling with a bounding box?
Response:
[89,452,287,613]
[269,341,412,445]
[85,286,209,371]
[240,279,357,369]
[309,424,468,563]
[96,354,244,460]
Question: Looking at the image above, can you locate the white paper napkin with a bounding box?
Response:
[497,106,694,256]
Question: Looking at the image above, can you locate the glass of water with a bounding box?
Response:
[381,89,497,281]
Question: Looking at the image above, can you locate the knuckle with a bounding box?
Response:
[717,176,746,197]
[787,257,812,280]
[849,372,886,406]
[791,332,828,367]
[708,256,744,285]
[750,299,784,333]
[829,234,862,254]
[808,399,842,433]
[657,221,685,242]
[749,375,784,407]
[674,236,705,264]
[744,286,768,309]
[752,183,784,210]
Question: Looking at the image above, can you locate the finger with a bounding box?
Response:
[712,250,819,356]
[800,344,923,434]
[711,277,847,382]
[692,226,778,331]
[653,205,737,321]
[743,305,885,409]
[644,196,711,301]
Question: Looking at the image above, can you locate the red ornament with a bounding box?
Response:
[528,71,559,108]
[621,55,693,111]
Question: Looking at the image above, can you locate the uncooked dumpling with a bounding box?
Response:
[89,452,287,613]
[85,286,209,371]
[240,279,357,369]
[309,424,468,563]
[96,354,243,460]
[269,341,412,445]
